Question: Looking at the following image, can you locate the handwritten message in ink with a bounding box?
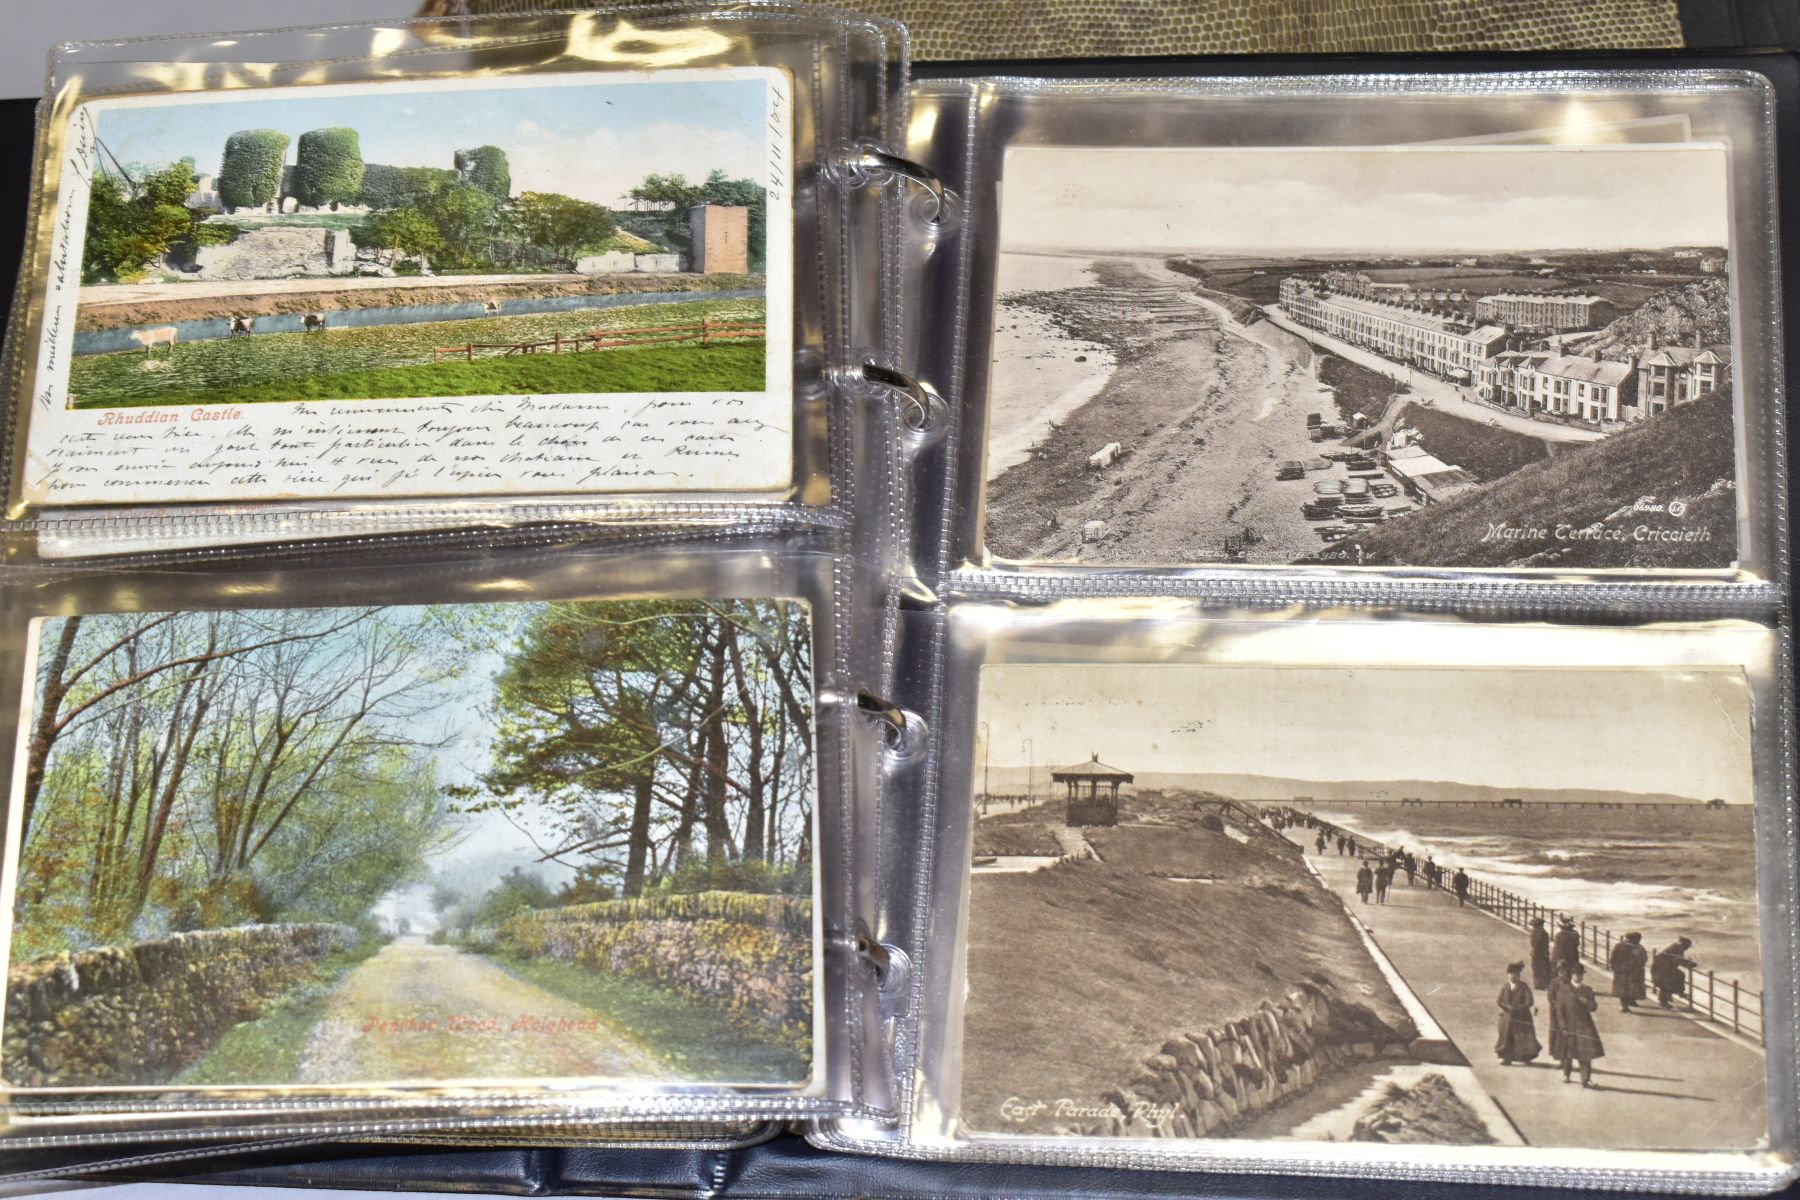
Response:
[21,68,795,509]
[27,394,790,504]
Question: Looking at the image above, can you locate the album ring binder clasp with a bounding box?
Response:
[841,146,949,224]
[860,362,949,442]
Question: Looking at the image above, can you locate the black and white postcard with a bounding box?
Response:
[982,145,1738,570]
[962,662,1766,1151]
[22,69,793,510]
[0,598,817,1092]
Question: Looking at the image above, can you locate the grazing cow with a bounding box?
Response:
[483,300,500,317]
[129,326,178,356]
[1087,441,1123,470]
[228,316,255,338]
[302,312,327,333]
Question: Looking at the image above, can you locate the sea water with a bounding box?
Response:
[985,254,1115,480]
[1313,807,1764,990]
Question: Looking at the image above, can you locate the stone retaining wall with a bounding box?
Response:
[1084,977,1415,1138]
[500,893,810,1053]
[3,923,356,1088]
[190,227,356,280]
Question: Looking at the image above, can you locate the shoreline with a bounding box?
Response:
[983,257,1336,564]
[985,302,1115,479]
[1314,809,1763,989]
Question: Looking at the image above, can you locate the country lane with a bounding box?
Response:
[295,936,673,1084]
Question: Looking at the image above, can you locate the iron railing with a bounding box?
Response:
[1288,813,1763,1046]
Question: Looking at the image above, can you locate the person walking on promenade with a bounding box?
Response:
[1355,861,1374,904]
[1336,836,1346,856]
[1609,932,1649,1013]
[1548,962,1605,1087]
[1348,838,1360,857]
[1375,862,1393,904]
[1552,917,1581,976]
[1495,961,1542,1066]
[1403,851,1417,887]
[1423,856,1438,889]
[1528,917,1553,990]
[1315,832,1327,855]
[1652,937,1697,1009]
[1452,867,1470,907]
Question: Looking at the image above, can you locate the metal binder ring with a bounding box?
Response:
[855,690,928,761]
[848,148,948,224]
[854,934,892,981]
[861,361,947,443]
[856,690,909,744]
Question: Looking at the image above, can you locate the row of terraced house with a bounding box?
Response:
[1277,276,1730,426]
[1475,335,1729,424]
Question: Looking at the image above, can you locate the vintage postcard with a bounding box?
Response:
[962,662,1766,1152]
[20,68,793,510]
[0,598,817,1091]
[983,144,1738,570]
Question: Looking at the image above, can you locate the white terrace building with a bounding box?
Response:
[1638,342,1731,417]
[1521,353,1638,424]
[1279,277,1508,382]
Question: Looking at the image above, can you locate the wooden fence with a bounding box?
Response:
[433,317,765,363]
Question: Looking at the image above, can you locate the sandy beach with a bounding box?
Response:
[986,306,1114,479]
[984,255,1338,565]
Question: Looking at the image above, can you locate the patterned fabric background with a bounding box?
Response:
[419,0,1685,56]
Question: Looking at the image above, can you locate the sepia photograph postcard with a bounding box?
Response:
[20,69,793,509]
[961,662,1766,1153]
[0,598,817,1092]
[982,144,1739,571]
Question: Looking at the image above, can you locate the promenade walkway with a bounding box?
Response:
[1261,305,1605,445]
[1299,841,1768,1152]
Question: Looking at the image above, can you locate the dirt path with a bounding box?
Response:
[296,937,672,1085]
[983,260,1337,565]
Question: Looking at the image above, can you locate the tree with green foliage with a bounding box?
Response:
[627,172,708,257]
[458,145,511,200]
[80,160,236,284]
[292,128,365,209]
[468,601,813,900]
[356,208,442,266]
[467,601,698,898]
[470,868,557,927]
[15,608,468,953]
[507,191,615,263]
[418,183,500,268]
[217,129,289,210]
[627,170,768,270]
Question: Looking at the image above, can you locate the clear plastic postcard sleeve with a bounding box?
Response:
[0,0,950,1158]
[805,65,1800,1194]
[0,2,928,561]
[1,9,1798,1192]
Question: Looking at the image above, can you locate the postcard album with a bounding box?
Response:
[0,8,1794,1193]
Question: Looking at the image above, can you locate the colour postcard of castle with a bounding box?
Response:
[18,69,793,511]
[0,597,819,1093]
[982,144,1740,571]
[959,658,1769,1155]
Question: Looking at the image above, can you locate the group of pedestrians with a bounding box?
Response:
[1350,845,1468,907]
[1498,917,1702,1086]
[1272,808,1716,1096]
